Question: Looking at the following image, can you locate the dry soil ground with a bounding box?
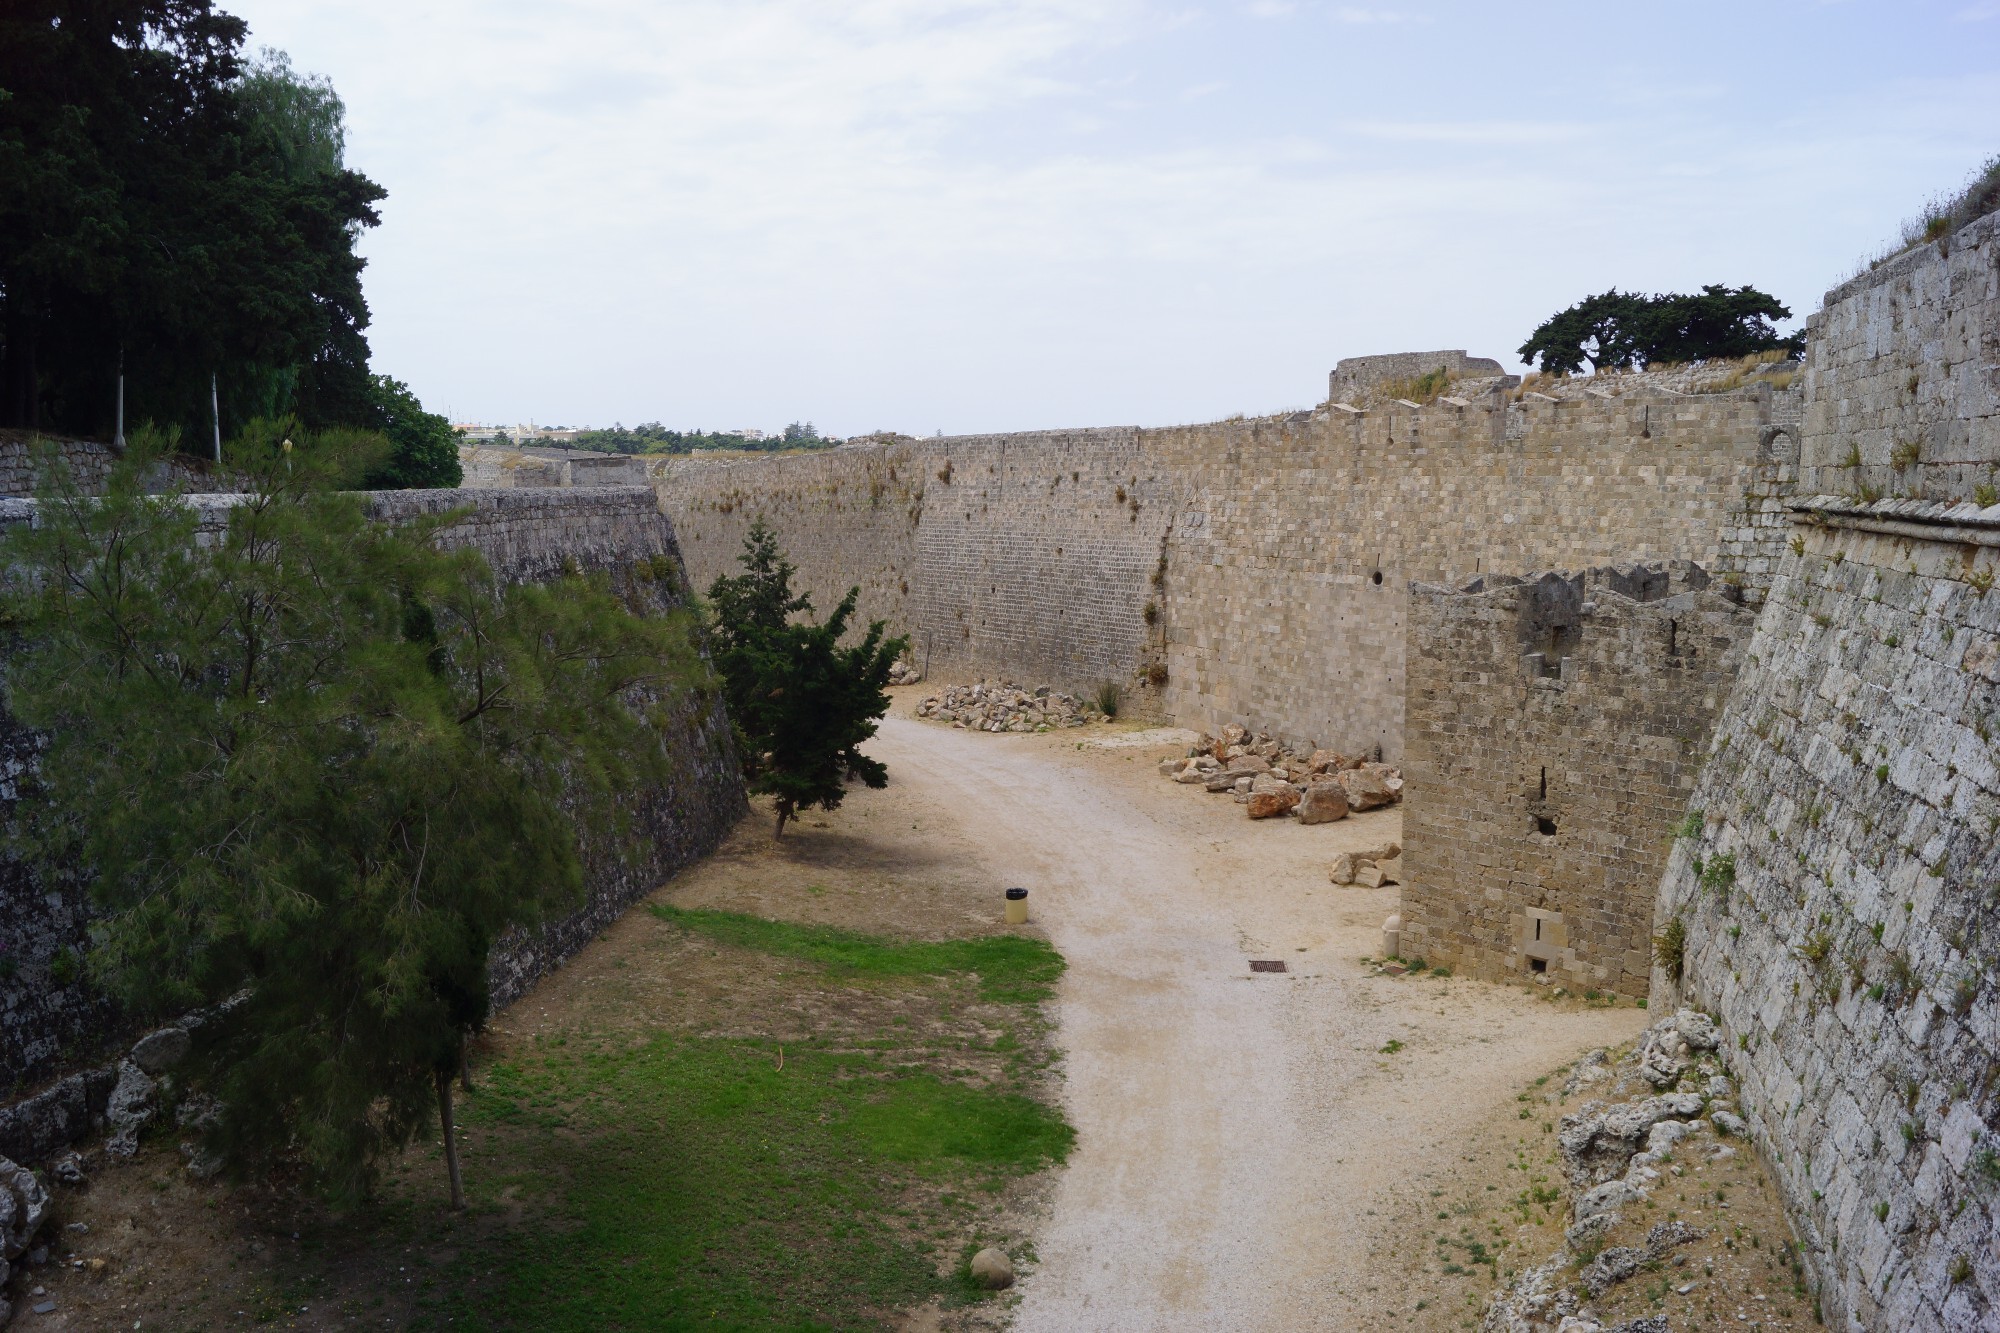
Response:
[9,698,1668,1331]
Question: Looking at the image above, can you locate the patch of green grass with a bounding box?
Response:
[416,1032,1069,1330]
[652,904,1065,1004]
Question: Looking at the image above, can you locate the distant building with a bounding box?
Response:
[453,422,581,444]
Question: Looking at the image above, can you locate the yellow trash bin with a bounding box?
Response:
[1004,887,1029,925]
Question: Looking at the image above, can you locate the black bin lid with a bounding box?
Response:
[1004,887,1028,900]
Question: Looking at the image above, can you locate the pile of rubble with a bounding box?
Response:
[914,681,1099,732]
[1483,1008,1746,1333]
[1157,724,1403,822]
[887,659,923,686]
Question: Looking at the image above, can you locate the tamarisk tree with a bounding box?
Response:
[1,434,700,1205]
[707,520,906,837]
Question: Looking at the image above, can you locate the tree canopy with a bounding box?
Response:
[2,438,699,1201]
[707,521,906,837]
[1518,285,1803,375]
[0,2,459,484]
[566,421,836,457]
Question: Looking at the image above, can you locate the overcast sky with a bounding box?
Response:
[228,0,1999,436]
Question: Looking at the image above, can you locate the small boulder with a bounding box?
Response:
[1172,766,1209,784]
[1673,1009,1721,1051]
[130,1027,192,1075]
[104,1060,157,1159]
[1354,862,1386,888]
[1711,1110,1747,1137]
[1307,749,1348,774]
[1328,853,1357,885]
[1,1153,50,1282]
[1335,768,1396,811]
[1574,1177,1644,1223]
[1297,782,1349,825]
[1246,778,1301,819]
[1354,841,1402,862]
[1158,757,1185,777]
[969,1246,1015,1290]
[1373,852,1402,886]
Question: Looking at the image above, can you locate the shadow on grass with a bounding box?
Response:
[405,932,1069,1329]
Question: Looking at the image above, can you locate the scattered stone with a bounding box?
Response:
[129,1026,192,1075]
[969,1246,1015,1290]
[914,681,1097,731]
[1562,1049,1611,1096]
[0,1152,52,1303]
[1329,841,1402,885]
[1711,1109,1747,1137]
[1297,781,1350,824]
[1672,1008,1721,1051]
[1334,767,1397,811]
[1573,1177,1644,1224]
[49,1153,86,1187]
[1246,775,1301,819]
[886,659,923,686]
[1559,1093,1705,1188]
[104,1060,158,1159]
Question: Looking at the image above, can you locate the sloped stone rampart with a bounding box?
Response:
[0,486,741,1119]
[1659,504,2000,1331]
[1656,205,2000,1332]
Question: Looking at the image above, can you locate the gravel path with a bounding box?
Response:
[871,715,1643,1331]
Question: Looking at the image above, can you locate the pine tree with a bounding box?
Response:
[708,520,907,837]
[1,434,701,1204]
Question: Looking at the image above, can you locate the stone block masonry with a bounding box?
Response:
[1401,564,1754,997]
[0,486,742,1125]
[1659,506,2000,1332]
[1800,209,2000,505]
[1326,349,1505,403]
[658,384,1797,759]
[1654,205,2000,1332]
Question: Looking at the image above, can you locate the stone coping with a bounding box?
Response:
[1789,493,2000,547]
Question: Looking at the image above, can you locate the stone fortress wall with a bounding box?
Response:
[0,481,742,1160]
[315,203,1993,1333]
[1657,208,2000,1332]
[1325,348,1505,403]
[1400,564,1757,999]
[649,380,1799,760]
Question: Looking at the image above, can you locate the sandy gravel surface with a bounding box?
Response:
[869,713,1644,1331]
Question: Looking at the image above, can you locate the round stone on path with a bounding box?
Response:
[969,1246,1015,1290]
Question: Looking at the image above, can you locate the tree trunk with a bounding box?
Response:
[774,803,789,839]
[436,1068,466,1210]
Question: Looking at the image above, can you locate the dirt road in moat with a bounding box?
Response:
[864,713,1643,1332]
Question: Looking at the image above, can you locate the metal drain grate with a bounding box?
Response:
[1248,960,1288,973]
